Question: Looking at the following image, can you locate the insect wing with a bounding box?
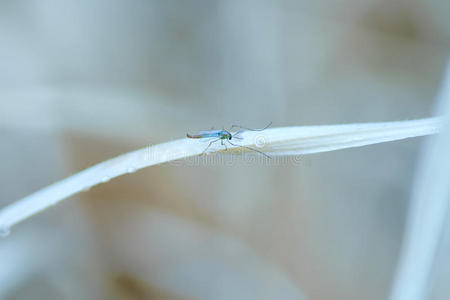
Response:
[198,130,221,137]
[199,130,220,135]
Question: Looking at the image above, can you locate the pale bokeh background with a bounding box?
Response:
[1,1,450,299]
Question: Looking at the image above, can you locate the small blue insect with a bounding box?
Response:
[187,122,272,158]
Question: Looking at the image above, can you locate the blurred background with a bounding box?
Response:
[1,0,450,299]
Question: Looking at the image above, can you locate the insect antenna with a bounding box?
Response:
[230,121,272,132]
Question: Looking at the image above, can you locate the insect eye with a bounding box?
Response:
[228,136,232,140]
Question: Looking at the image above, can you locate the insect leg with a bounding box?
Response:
[228,141,271,159]
[202,138,221,155]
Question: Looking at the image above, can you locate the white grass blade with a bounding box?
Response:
[0,117,441,235]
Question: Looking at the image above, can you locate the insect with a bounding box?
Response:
[186,122,272,158]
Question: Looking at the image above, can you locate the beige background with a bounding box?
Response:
[1,0,449,299]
